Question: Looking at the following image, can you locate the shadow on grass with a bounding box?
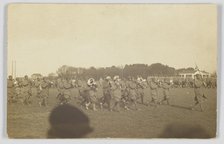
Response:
[47,104,93,138]
[159,123,212,138]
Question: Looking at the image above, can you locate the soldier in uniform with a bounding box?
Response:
[211,77,217,88]
[101,76,113,111]
[39,77,50,107]
[99,77,104,88]
[34,78,41,97]
[71,79,76,88]
[78,79,92,109]
[160,78,171,105]
[127,78,138,110]
[21,75,32,105]
[120,78,130,110]
[136,77,147,105]
[111,76,122,112]
[62,78,72,104]
[7,75,15,104]
[77,79,84,89]
[191,74,207,111]
[86,78,98,111]
[148,77,159,107]
[56,78,65,105]
[14,77,22,103]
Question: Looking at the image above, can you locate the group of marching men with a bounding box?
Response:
[52,75,172,111]
[76,75,172,111]
[7,73,208,111]
[7,75,50,106]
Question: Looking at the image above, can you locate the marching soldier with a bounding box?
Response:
[39,77,50,107]
[56,78,65,105]
[21,75,32,105]
[77,79,84,88]
[62,78,72,104]
[34,77,41,97]
[160,78,171,105]
[99,77,104,88]
[77,79,88,106]
[7,75,15,104]
[79,88,91,110]
[136,77,147,105]
[148,77,159,107]
[101,76,113,111]
[120,78,130,110]
[71,79,76,88]
[127,78,138,110]
[111,76,122,112]
[14,78,22,103]
[86,78,98,111]
[191,74,207,111]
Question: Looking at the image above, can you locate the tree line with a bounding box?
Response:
[55,63,183,80]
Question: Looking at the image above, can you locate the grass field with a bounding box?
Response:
[7,87,217,138]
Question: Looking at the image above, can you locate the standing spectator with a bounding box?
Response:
[191,74,207,111]
[160,78,171,105]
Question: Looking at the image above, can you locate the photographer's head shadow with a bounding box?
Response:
[159,123,211,138]
[48,104,93,138]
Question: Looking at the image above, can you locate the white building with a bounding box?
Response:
[178,70,210,79]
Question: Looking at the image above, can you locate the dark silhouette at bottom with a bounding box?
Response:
[48,104,93,138]
[159,123,211,138]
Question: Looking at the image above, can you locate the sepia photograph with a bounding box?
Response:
[7,4,217,139]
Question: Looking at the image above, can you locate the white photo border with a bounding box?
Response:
[0,0,223,144]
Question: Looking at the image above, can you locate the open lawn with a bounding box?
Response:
[7,87,217,138]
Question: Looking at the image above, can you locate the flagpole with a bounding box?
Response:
[15,61,16,78]
[12,60,14,79]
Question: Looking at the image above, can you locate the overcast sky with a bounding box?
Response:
[7,4,217,77]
